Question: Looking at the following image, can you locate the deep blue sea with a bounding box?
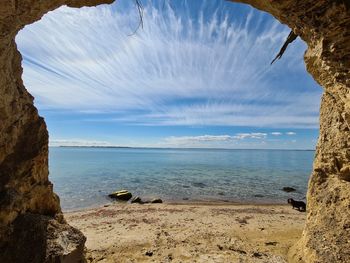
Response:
[49,147,314,211]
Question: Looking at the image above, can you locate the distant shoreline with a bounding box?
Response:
[58,145,132,149]
[51,145,315,151]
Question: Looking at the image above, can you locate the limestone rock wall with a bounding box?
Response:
[0,0,348,262]
[232,1,350,262]
[0,1,113,262]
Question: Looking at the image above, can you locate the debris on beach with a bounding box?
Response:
[130,196,142,204]
[252,252,264,258]
[145,250,153,257]
[150,198,163,203]
[265,241,278,246]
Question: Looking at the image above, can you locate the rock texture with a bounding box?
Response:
[231,1,350,262]
[0,0,348,262]
[1,213,86,263]
[0,1,113,262]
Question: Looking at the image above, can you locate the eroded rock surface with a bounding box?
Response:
[232,1,350,262]
[1,213,86,263]
[0,1,113,262]
[0,0,349,262]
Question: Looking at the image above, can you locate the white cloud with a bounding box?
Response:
[233,133,267,140]
[16,1,322,128]
[271,132,282,136]
[163,133,267,146]
[164,135,233,144]
[286,132,296,135]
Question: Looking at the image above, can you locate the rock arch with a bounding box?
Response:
[0,0,348,262]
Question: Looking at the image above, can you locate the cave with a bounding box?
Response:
[0,0,349,262]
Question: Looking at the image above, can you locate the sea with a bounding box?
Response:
[49,147,314,211]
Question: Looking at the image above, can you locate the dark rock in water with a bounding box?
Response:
[218,192,225,196]
[191,182,207,188]
[254,194,264,198]
[183,197,189,200]
[182,185,190,188]
[282,187,296,192]
[150,198,163,203]
[130,196,142,204]
[108,190,132,201]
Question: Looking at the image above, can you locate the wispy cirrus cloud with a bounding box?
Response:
[16,0,322,128]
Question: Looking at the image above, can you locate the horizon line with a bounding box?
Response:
[49,145,315,151]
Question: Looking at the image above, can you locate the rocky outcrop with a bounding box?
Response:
[0,0,348,262]
[0,1,113,262]
[231,1,350,262]
[1,213,86,263]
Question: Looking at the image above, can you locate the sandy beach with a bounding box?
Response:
[65,202,305,262]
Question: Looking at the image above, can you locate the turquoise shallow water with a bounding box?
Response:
[49,147,314,211]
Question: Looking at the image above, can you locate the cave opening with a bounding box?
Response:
[15,0,321,212]
[1,0,349,262]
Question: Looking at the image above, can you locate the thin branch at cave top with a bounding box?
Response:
[271,30,298,65]
[128,0,144,36]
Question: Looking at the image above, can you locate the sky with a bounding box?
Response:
[16,0,322,149]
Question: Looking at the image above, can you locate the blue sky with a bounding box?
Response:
[16,0,322,149]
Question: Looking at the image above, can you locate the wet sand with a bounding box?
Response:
[65,202,305,262]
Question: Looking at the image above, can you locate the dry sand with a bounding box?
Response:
[65,202,306,263]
